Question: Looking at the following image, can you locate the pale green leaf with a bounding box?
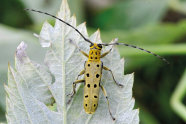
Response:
[15,42,54,105]
[6,0,139,123]
[6,64,62,124]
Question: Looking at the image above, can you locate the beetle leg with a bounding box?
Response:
[100,85,115,121]
[100,48,112,58]
[79,50,89,58]
[67,79,85,104]
[69,39,89,58]
[103,66,123,87]
[76,69,85,80]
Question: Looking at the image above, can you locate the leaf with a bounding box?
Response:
[94,20,186,45]
[169,0,186,14]
[94,0,169,30]
[6,0,139,123]
[89,20,186,70]
[15,42,54,105]
[170,68,186,121]
[6,42,62,124]
[0,24,46,116]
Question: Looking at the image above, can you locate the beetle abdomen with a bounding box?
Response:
[83,61,102,114]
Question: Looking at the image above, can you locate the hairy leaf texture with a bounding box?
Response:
[6,0,139,124]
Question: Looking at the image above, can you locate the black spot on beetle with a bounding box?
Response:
[96,74,99,78]
[94,84,97,88]
[94,95,97,98]
[91,57,93,59]
[87,84,90,88]
[85,95,88,98]
[95,57,97,59]
[95,52,97,55]
[97,64,99,67]
[86,73,89,77]
[88,64,90,67]
[94,104,96,107]
[85,104,87,107]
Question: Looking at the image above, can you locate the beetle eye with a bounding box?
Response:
[97,44,102,48]
[90,43,94,47]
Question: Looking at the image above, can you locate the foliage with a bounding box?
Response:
[170,69,186,121]
[0,0,186,123]
[93,0,169,30]
[5,0,139,123]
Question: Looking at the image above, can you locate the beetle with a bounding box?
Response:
[66,40,123,120]
[25,9,169,120]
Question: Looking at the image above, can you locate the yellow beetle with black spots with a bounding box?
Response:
[67,42,123,120]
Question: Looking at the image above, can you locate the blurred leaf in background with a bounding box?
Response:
[89,0,169,30]
[171,68,186,121]
[0,0,186,123]
[0,0,32,28]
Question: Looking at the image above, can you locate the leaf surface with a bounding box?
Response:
[6,0,139,123]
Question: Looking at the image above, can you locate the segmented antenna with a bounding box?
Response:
[25,9,169,64]
[24,8,93,44]
[101,42,170,64]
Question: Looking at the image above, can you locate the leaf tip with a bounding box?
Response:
[16,41,27,61]
[7,63,12,72]
[97,28,100,33]
[72,14,76,19]
[59,0,70,16]
[8,62,10,67]
[83,21,86,25]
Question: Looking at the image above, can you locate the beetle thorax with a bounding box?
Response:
[88,43,102,62]
[88,49,101,62]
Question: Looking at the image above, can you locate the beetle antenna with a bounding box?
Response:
[101,42,170,64]
[24,8,93,44]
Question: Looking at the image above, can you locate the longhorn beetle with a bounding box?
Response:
[25,9,169,120]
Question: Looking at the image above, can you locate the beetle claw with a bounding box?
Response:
[66,93,71,97]
[67,98,71,104]
[67,95,73,104]
[117,83,124,88]
[67,92,75,104]
[67,92,74,96]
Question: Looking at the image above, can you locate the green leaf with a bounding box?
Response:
[90,20,186,45]
[89,20,186,69]
[170,68,186,121]
[94,0,169,30]
[169,0,186,14]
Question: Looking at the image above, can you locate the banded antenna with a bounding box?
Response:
[101,42,170,64]
[25,9,169,64]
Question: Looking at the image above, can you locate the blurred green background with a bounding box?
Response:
[0,0,186,123]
